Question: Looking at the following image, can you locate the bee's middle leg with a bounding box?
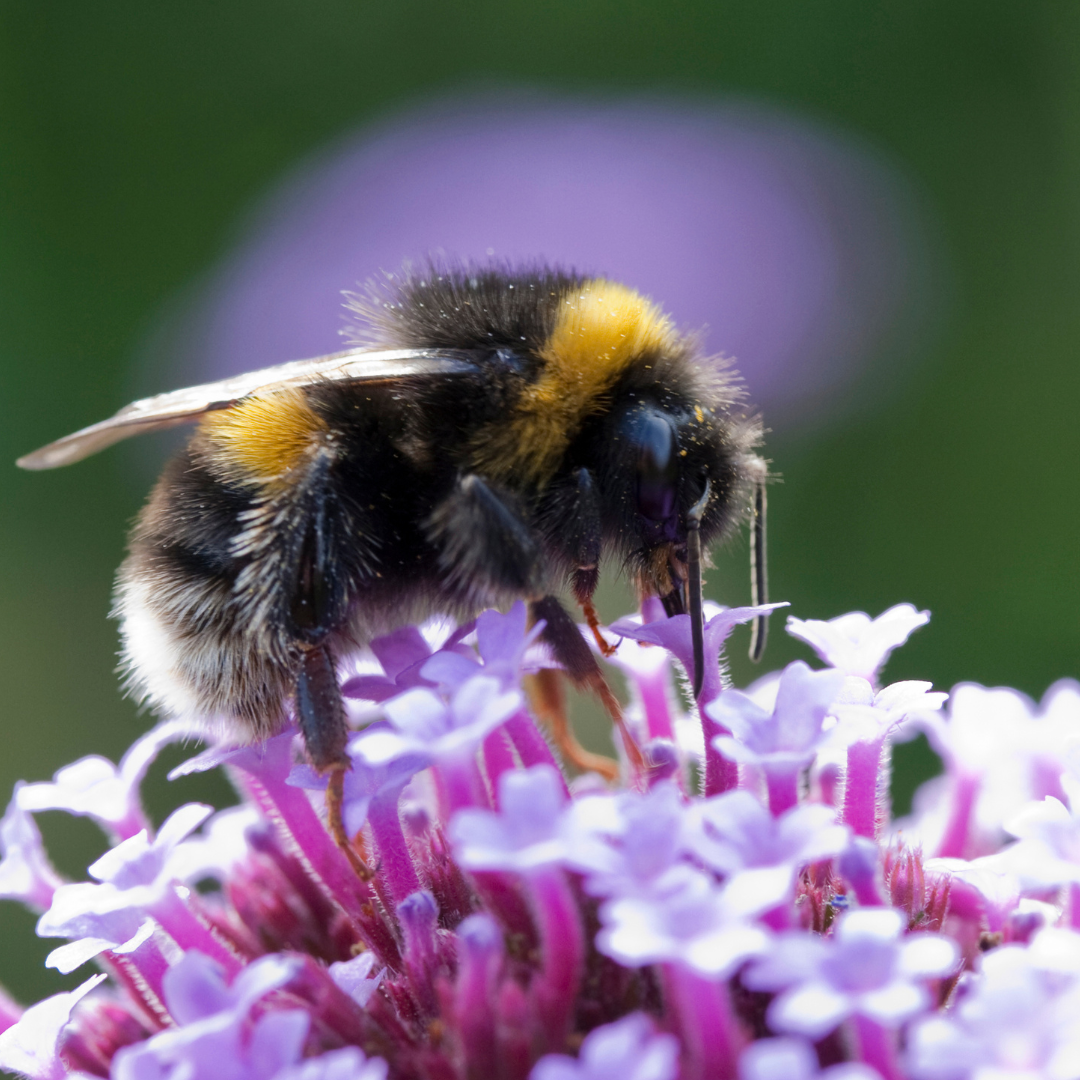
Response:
[295,641,374,880]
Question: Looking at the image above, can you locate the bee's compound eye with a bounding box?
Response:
[623,406,678,524]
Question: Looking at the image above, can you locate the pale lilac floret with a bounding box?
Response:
[786,605,930,684]
[907,930,1080,1080]
[165,805,263,888]
[601,622,682,744]
[274,1047,389,1080]
[999,787,1080,890]
[710,662,847,768]
[909,682,1079,858]
[450,765,571,872]
[37,803,214,973]
[563,781,690,898]
[0,972,105,1080]
[740,1037,884,1080]
[327,951,384,1008]
[744,908,958,1039]
[529,1013,680,1080]
[827,679,948,748]
[0,785,64,911]
[289,741,426,838]
[684,790,849,900]
[16,720,201,843]
[611,602,786,706]
[418,603,546,692]
[108,950,339,1080]
[596,864,771,977]
[357,676,520,767]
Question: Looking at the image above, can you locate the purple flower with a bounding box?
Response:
[908,681,1080,859]
[37,803,215,973]
[744,909,958,1038]
[611,602,785,707]
[421,602,543,690]
[739,1037,883,1080]
[108,950,345,1080]
[907,929,1080,1080]
[566,782,690,898]
[16,720,201,843]
[530,1013,680,1080]
[275,1048,388,1080]
[450,765,571,872]
[0,786,64,912]
[357,676,521,767]
[175,96,927,435]
[999,793,1080,889]
[327,952,383,1009]
[786,605,930,684]
[4,599,1075,1079]
[596,865,771,977]
[685,790,849,904]
[600,623,683,745]
[0,973,105,1080]
[827,680,948,748]
[710,663,847,769]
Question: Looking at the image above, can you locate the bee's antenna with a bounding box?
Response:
[687,479,711,699]
[749,479,769,662]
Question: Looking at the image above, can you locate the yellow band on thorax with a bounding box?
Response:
[472,279,678,485]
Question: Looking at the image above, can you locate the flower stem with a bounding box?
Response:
[368,791,421,904]
[851,1014,902,1080]
[482,729,516,800]
[152,887,242,976]
[527,867,583,1051]
[765,765,800,816]
[935,772,981,859]
[701,711,739,796]
[844,737,886,840]
[662,964,742,1080]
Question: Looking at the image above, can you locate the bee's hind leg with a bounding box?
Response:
[527,596,644,780]
[296,642,374,881]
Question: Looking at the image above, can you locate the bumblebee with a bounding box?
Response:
[19,265,768,859]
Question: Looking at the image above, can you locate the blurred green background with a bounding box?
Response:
[1,0,1078,1004]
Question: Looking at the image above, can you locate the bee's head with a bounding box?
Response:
[588,389,764,693]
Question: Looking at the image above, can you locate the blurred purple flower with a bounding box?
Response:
[154,95,929,434]
[596,865,771,977]
[0,973,105,1080]
[740,1037,883,1080]
[744,909,958,1039]
[16,720,202,843]
[0,786,64,912]
[326,951,383,1009]
[530,1013,680,1080]
[685,790,849,896]
[567,782,690,899]
[786,605,931,685]
[37,803,220,974]
[450,765,571,873]
[108,950,347,1080]
[710,662,846,769]
[907,930,1080,1080]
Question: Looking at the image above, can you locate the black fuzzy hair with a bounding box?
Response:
[344,261,587,354]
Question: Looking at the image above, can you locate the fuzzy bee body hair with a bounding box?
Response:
[23,264,767,778]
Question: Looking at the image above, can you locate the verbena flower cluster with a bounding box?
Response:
[0,598,1078,1080]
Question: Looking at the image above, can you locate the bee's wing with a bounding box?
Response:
[17,348,478,470]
